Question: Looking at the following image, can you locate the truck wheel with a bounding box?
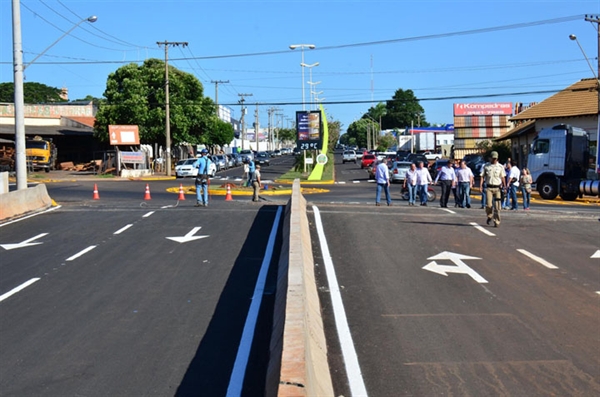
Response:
[559,192,578,201]
[537,178,558,200]
[44,168,50,173]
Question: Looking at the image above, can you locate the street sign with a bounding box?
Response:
[422,251,487,283]
[109,125,140,145]
[316,153,328,165]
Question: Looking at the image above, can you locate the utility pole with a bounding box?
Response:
[255,103,260,151]
[238,93,252,150]
[157,40,188,176]
[211,80,229,116]
[584,15,600,174]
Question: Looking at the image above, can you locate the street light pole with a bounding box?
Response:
[289,44,315,111]
[302,62,319,109]
[11,0,97,190]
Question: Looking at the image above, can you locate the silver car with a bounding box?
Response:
[389,161,412,183]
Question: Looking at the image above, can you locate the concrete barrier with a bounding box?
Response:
[266,179,334,396]
[0,184,53,222]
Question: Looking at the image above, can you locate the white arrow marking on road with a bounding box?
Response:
[423,251,487,283]
[166,227,209,244]
[591,250,600,259]
[1,233,48,251]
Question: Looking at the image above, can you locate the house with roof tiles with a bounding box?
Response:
[497,78,598,170]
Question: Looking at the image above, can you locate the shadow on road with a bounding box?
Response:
[175,205,282,397]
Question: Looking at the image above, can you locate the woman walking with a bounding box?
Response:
[520,168,533,210]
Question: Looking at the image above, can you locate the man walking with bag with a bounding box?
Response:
[195,149,212,207]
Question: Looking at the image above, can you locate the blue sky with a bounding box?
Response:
[1,0,598,133]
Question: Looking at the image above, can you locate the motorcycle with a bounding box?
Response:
[401,185,436,202]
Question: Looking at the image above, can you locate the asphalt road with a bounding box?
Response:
[310,203,600,396]
[0,191,283,396]
[2,152,599,396]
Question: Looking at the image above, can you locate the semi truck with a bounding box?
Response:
[26,136,57,173]
[527,124,599,200]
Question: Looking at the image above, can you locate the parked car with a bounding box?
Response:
[175,157,216,178]
[407,153,429,165]
[396,150,410,161]
[361,154,377,169]
[272,149,281,157]
[422,151,442,161]
[213,154,228,171]
[389,161,412,183]
[356,149,367,160]
[239,149,254,161]
[292,147,301,156]
[255,151,271,166]
[342,150,357,164]
[229,153,243,167]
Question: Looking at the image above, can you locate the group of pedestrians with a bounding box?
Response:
[375,152,534,229]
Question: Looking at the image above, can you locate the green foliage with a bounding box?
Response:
[94,59,215,145]
[382,88,427,129]
[277,127,296,143]
[346,118,377,148]
[327,117,342,153]
[476,140,511,162]
[206,119,234,149]
[0,82,65,103]
[378,133,397,151]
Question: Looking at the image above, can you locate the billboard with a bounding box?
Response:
[454,103,513,116]
[109,125,140,145]
[296,110,322,150]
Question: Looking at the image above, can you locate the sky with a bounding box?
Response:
[1,0,599,134]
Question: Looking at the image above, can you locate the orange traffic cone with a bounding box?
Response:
[144,184,152,200]
[92,183,100,200]
[225,184,233,201]
[178,184,186,201]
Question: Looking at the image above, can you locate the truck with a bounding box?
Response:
[26,136,57,173]
[527,124,599,201]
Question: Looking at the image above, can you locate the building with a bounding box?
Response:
[497,78,598,172]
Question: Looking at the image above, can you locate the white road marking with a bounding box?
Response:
[113,224,133,235]
[142,211,155,218]
[66,245,97,261]
[444,209,456,214]
[226,205,282,396]
[353,180,360,184]
[591,250,600,259]
[1,233,48,250]
[337,181,346,184]
[313,205,369,396]
[470,222,496,236]
[517,249,558,269]
[0,205,61,228]
[166,227,209,243]
[596,291,600,296]
[0,278,40,303]
[424,251,487,283]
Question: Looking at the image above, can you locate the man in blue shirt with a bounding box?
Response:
[246,157,256,187]
[434,161,456,208]
[375,157,392,206]
[195,149,212,207]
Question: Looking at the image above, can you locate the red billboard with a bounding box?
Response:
[454,103,513,116]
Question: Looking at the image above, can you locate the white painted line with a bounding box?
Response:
[226,205,282,396]
[313,205,368,396]
[596,291,600,296]
[0,205,61,228]
[517,249,559,269]
[337,181,346,184]
[367,180,375,183]
[142,211,155,218]
[0,278,40,303]
[353,180,360,184]
[66,245,97,261]
[469,222,496,236]
[591,250,600,259]
[443,209,456,214]
[114,224,133,235]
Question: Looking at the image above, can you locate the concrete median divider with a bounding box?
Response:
[0,183,53,222]
[266,179,334,396]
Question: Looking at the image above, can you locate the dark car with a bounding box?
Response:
[255,151,271,166]
[407,153,428,165]
[396,150,411,161]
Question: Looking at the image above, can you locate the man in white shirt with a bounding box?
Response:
[375,158,392,206]
[456,160,474,208]
[415,161,432,206]
[434,161,456,208]
[506,161,521,210]
[403,163,418,206]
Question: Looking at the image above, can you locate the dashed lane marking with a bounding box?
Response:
[469,222,496,236]
[517,249,559,269]
[0,278,40,303]
[66,245,97,261]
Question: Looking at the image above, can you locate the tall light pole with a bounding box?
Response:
[302,62,319,109]
[569,34,599,83]
[289,44,315,110]
[12,0,97,190]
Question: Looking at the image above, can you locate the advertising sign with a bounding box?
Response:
[109,125,140,145]
[296,110,322,150]
[453,103,513,116]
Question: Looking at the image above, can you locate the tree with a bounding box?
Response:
[382,88,428,129]
[346,118,377,149]
[94,59,215,145]
[0,82,65,103]
[326,116,342,153]
[377,133,397,151]
[205,119,234,150]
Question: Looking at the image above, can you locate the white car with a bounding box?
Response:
[175,158,216,178]
[423,151,442,161]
